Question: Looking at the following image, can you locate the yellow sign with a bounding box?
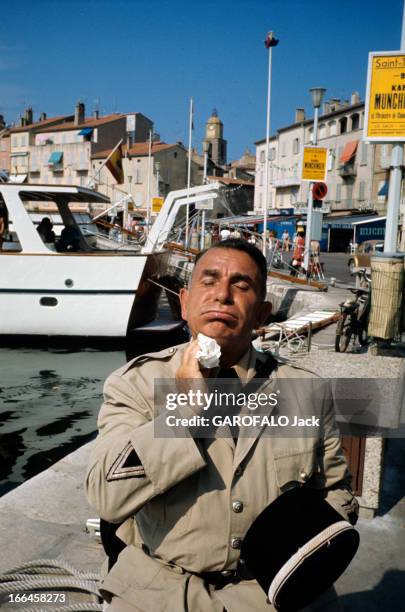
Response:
[301,147,327,181]
[364,51,405,141]
[152,197,164,213]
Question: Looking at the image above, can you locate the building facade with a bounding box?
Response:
[7,103,153,191]
[0,116,10,176]
[92,141,199,214]
[254,93,401,215]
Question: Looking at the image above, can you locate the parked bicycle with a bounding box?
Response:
[335,269,371,353]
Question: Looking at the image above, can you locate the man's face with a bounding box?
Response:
[179,248,271,358]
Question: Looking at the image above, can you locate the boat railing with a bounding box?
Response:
[142,183,221,253]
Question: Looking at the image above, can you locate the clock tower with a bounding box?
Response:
[203,108,227,166]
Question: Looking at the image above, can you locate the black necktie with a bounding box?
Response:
[215,367,241,442]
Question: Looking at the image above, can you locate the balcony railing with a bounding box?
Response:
[74,162,89,171]
[273,175,301,188]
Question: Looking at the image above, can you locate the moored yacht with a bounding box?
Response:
[0,182,220,339]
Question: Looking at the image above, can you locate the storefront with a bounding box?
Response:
[323,214,384,252]
[352,216,386,245]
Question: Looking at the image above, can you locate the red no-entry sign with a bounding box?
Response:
[312,182,328,200]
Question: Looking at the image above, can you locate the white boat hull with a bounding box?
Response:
[1,253,149,337]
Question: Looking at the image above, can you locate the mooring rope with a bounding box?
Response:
[0,559,103,611]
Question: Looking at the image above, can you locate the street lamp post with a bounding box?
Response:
[385,3,405,252]
[262,31,279,257]
[303,87,326,272]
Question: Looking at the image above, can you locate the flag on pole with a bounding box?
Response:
[264,31,279,48]
[106,144,124,184]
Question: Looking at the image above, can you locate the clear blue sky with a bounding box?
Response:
[0,0,403,160]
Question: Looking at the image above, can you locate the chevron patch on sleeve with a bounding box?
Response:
[106,442,146,481]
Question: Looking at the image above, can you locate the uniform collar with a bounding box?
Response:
[218,344,266,383]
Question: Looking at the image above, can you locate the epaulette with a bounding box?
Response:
[256,347,320,377]
[119,343,185,376]
[277,358,321,378]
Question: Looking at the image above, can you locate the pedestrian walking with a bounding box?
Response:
[282,230,290,252]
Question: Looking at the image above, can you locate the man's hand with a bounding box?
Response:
[175,340,210,413]
[176,339,207,381]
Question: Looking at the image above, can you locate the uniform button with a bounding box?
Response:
[168,347,175,354]
[232,500,244,513]
[231,537,242,549]
[221,570,234,577]
[300,470,308,481]
[235,465,243,477]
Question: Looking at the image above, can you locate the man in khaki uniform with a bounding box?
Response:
[86,239,358,612]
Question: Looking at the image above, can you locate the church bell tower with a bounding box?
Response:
[203,108,227,166]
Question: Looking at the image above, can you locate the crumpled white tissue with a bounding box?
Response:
[196,333,221,369]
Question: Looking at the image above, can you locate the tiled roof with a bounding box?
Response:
[91,142,180,160]
[10,115,74,133]
[37,114,125,133]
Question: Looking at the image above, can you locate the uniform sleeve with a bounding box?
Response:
[314,382,359,525]
[85,370,207,523]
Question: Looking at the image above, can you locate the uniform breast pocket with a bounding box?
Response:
[273,450,316,493]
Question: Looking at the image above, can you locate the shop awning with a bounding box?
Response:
[8,174,27,183]
[78,127,94,136]
[339,140,359,164]
[324,214,378,229]
[378,181,389,197]
[48,151,63,164]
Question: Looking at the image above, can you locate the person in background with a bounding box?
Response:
[290,231,305,276]
[310,239,320,258]
[212,227,220,243]
[56,225,82,252]
[37,217,56,244]
[0,204,7,250]
[220,226,231,241]
[204,228,213,249]
[281,230,290,252]
[190,227,200,251]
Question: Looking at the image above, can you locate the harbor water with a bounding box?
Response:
[0,346,126,496]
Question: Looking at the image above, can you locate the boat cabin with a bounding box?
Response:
[0,183,110,254]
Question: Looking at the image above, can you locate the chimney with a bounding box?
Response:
[351,91,360,105]
[323,102,331,114]
[75,101,85,125]
[329,98,341,111]
[40,112,47,121]
[93,109,99,120]
[25,107,33,125]
[295,108,305,123]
